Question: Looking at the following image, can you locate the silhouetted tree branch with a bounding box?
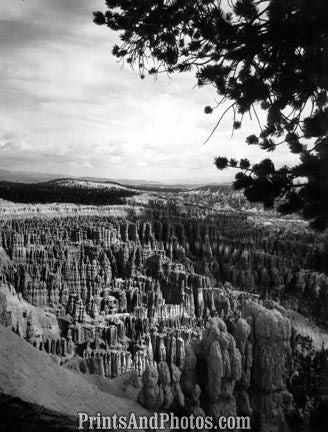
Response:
[94,0,328,230]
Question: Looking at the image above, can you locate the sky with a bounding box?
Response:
[0,0,300,183]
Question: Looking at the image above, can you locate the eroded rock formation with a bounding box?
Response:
[0,207,327,431]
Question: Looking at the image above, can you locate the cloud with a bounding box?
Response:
[0,0,299,182]
[0,20,51,47]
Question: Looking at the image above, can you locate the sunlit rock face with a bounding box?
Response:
[242,302,293,430]
[0,291,12,328]
[0,205,327,432]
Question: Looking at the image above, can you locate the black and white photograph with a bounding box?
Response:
[0,1,327,431]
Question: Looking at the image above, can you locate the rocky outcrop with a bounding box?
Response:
[0,291,12,327]
[137,364,163,410]
[137,362,185,411]
[242,301,293,431]
[202,318,242,423]
[234,318,253,416]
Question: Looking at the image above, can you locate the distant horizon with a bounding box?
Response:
[0,167,232,186]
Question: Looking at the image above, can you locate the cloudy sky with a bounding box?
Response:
[0,0,300,183]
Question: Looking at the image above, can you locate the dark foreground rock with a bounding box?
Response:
[0,394,76,432]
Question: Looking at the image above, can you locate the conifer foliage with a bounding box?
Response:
[94,0,328,230]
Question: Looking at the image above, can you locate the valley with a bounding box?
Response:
[0,181,327,431]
